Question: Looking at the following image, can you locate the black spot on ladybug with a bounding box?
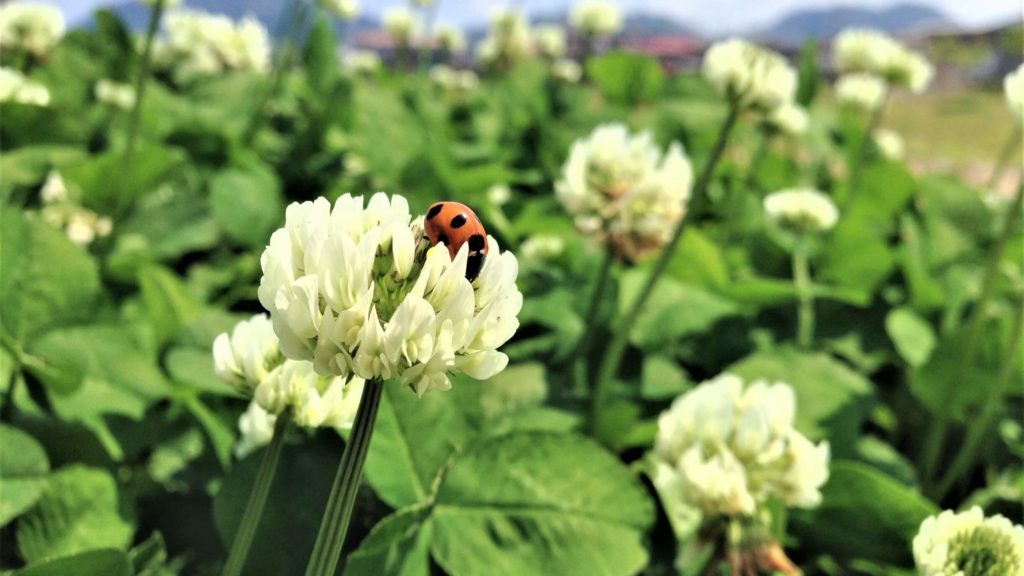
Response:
[426,204,444,220]
[468,234,485,251]
[450,213,467,228]
[437,233,449,245]
[466,252,484,281]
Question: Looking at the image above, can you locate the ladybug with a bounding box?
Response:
[424,201,488,281]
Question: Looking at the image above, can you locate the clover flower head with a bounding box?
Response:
[1005,63,1024,123]
[766,102,809,135]
[913,506,1024,576]
[520,235,565,263]
[346,50,381,74]
[37,170,113,246]
[435,25,466,53]
[258,193,522,396]
[213,314,284,396]
[835,72,887,111]
[487,184,511,206]
[570,0,623,40]
[254,360,364,429]
[874,128,905,161]
[476,8,532,69]
[551,58,582,83]
[556,123,693,262]
[0,2,65,57]
[235,400,277,458]
[160,9,270,81]
[703,39,797,113]
[319,0,358,21]
[40,170,67,203]
[0,66,50,106]
[430,64,478,97]
[533,25,567,59]
[382,7,419,46]
[654,373,830,519]
[94,79,136,110]
[833,28,932,93]
[764,188,838,233]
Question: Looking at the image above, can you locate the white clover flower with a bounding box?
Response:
[159,10,271,81]
[0,2,65,57]
[1005,63,1024,123]
[487,183,511,206]
[39,170,67,204]
[833,28,933,93]
[382,7,418,46]
[94,79,136,110]
[435,24,466,54]
[319,0,358,21]
[476,8,532,69]
[702,39,797,113]
[913,506,1024,576]
[570,0,623,40]
[0,66,50,106]
[235,400,277,458]
[533,25,567,59]
[345,50,381,75]
[213,315,284,396]
[766,102,809,135]
[520,235,565,263]
[874,128,905,161]
[835,72,887,111]
[258,193,522,396]
[654,373,830,518]
[430,65,478,97]
[254,361,364,429]
[551,58,582,83]
[764,188,839,233]
[556,123,693,262]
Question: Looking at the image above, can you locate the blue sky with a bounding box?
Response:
[52,0,1020,35]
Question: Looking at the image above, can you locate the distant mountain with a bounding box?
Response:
[621,14,698,37]
[757,3,954,45]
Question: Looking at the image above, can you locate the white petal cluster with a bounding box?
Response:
[258,193,522,396]
[556,123,692,262]
[654,374,830,518]
[435,25,466,54]
[836,72,887,111]
[345,50,381,75]
[37,171,113,246]
[766,102,809,135]
[254,360,364,429]
[519,235,565,263]
[874,128,905,161]
[913,506,1024,576]
[430,64,479,98]
[833,28,933,93]
[157,9,271,81]
[235,400,277,458]
[0,66,50,106]
[319,0,358,21]
[702,39,797,113]
[213,314,284,396]
[475,8,533,69]
[0,2,65,57]
[551,58,582,83]
[570,0,623,40]
[763,188,839,233]
[533,25,567,59]
[94,79,136,110]
[1005,63,1024,123]
[382,7,419,46]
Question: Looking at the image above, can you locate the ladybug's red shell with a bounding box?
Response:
[424,201,488,281]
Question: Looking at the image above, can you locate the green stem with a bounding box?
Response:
[121,0,164,199]
[920,181,1023,482]
[576,247,614,400]
[589,104,740,440]
[792,237,814,349]
[988,124,1022,190]
[744,128,770,191]
[222,414,291,576]
[305,378,384,576]
[241,0,308,143]
[932,300,1024,500]
[845,88,889,205]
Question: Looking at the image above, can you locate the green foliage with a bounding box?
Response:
[16,549,133,576]
[586,51,665,106]
[0,424,50,527]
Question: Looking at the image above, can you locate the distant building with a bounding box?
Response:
[618,35,705,72]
